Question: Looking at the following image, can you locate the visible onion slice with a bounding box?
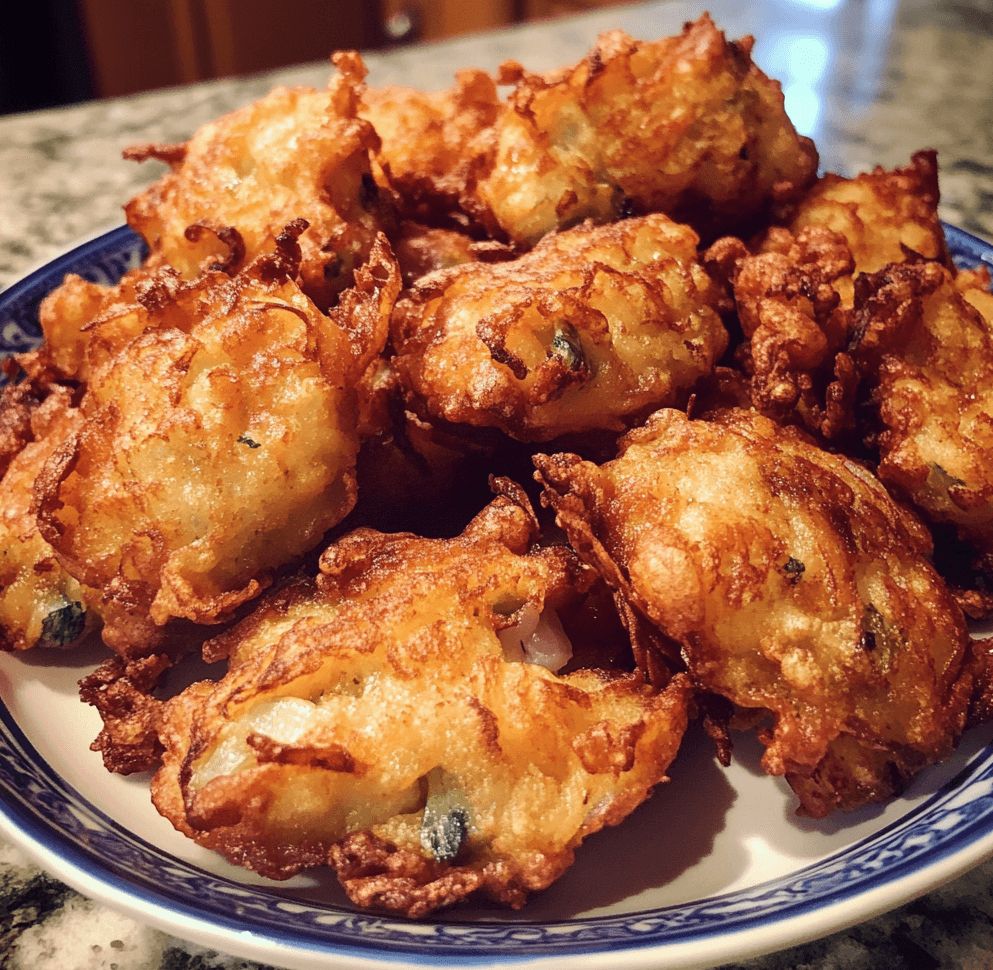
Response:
[193,696,318,787]
[498,604,573,672]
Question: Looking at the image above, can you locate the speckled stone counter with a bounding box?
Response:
[1,1,993,968]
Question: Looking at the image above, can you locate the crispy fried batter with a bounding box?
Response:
[124,52,393,310]
[34,228,399,656]
[704,227,856,436]
[6,12,992,906]
[360,71,501,223]
[850,260,993,569]
[390,221,514,288]
[0,373,100,651]
[465,15,817,247]
[703,152,952,439]
[151,484,690,915]
[391,213,728,442]
[779,150,949,291]
[536,408,973,817]
[79,652,174,773]
[0,365,47,478]
[36,258,182,383]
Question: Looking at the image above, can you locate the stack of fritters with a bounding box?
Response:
[2,13,993,916]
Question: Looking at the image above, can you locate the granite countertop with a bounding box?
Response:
[1,1,993,968]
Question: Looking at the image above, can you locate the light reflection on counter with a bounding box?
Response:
[749,0,898,165]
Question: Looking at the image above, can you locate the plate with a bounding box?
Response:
[2,224,993,970]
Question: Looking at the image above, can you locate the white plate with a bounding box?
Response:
[2,225,993,970]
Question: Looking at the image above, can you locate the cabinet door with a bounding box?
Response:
[201,0,376,77]
[76,0,202,96]
[76,0,377,98]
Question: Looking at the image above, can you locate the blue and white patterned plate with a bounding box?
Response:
[2,225,993,970]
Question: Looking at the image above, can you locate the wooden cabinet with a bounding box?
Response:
[524,0,632,19]
[75,0,378,98]
[75,0,631,99]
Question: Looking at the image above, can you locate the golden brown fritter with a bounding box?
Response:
[124,52,393,310]
[703,227,856,437]
[391,213,728,443]
[701,152,953,439]
[0,372,100,651]
[360,71,501,223]
[777,150,950,296]
[465,15,818,248]
[536,408,974,817]
[849,260,993,571]
[34,228,399,656]
[150,483,690,916]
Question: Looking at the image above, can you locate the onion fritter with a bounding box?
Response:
[35,228,399,656]
[360,71,501,223]
[391,213,728,442]
[536,408,973,817]
[124,52,393,310]
[0,371,99,651]
[465,15,818,247]
[151,483,690,915]
[850,260,993,570]
[778,149,949,296]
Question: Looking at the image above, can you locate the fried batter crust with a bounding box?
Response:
[124,52,393,310]
[704,227,856,437]
[536,408,973,817]
[79,652,174,773]
[36,257,183,383]
[701,152,951,440]
[35,229,399,655]
[779,150,949,291]
[392,213,728,442]
[466,15,817,247]
[0,372,100,651]
[360,71,501,223]
[389,221,514,287]
[850,260,993,567]
[151,484,690,915]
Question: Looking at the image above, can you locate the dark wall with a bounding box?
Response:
[0,0,93,114]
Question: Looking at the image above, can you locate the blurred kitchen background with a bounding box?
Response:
[1,0,637,114]
[0,0,915,155]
